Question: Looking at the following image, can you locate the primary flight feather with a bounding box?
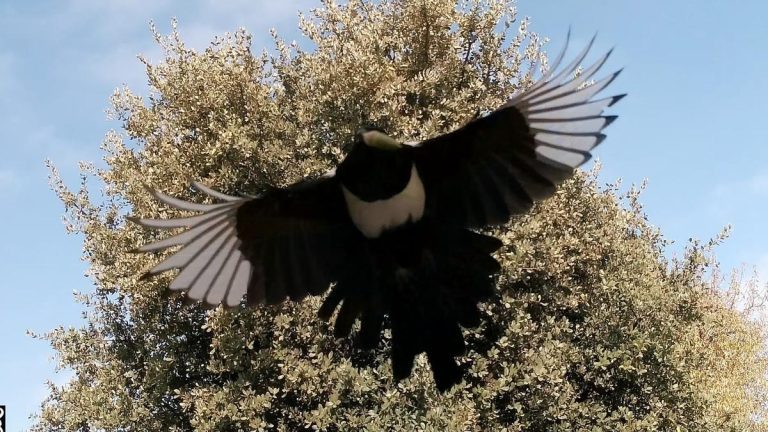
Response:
[130,32,624,391]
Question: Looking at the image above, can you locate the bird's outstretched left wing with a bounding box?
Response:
[411,33,624,228]
[130,176,361,308]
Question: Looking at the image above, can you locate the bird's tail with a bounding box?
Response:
[318,222,502,391]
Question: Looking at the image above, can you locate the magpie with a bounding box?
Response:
[130,33,624,391]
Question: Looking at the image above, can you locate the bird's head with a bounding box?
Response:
[354,126,401,151]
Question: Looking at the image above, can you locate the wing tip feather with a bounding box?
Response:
[603,115,618,128]
[610,93,627,107]
[595,133,607,148]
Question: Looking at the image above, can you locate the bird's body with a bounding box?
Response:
[130,33,624,391]
[337,136,425,238]
[315,130,503,389]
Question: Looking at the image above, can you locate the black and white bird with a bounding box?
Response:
[130,34,624,391]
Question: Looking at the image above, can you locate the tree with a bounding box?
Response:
[34,0,768,430]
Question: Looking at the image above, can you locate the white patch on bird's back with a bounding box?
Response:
[342,165,425,238]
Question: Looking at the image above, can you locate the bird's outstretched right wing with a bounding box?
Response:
[411,32,625,229]
[130,176,362,308]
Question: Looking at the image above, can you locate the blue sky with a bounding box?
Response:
[1,1,766,430]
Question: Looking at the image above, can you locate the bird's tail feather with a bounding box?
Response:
[319,223,502,391]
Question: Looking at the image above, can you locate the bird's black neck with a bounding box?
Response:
[337,145,413,202]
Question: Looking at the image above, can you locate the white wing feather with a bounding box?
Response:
[132,185,250,308]
[510,34,624,169]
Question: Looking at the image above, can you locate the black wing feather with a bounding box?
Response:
[411,38,623,228]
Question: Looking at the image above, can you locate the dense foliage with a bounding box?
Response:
[34,0,768,430]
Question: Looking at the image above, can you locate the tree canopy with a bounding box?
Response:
[35,0,768,430]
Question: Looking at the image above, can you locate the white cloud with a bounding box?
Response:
[748,172,768,195]
[714,171,768,198]
[84,42,163,90]
[0,168,19,192]
[22,124,99,182]
[65,0,319,91]
[199,0,317,22]
[0,51,15,95]
[53,0,174,38]
[708,171,768,220]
